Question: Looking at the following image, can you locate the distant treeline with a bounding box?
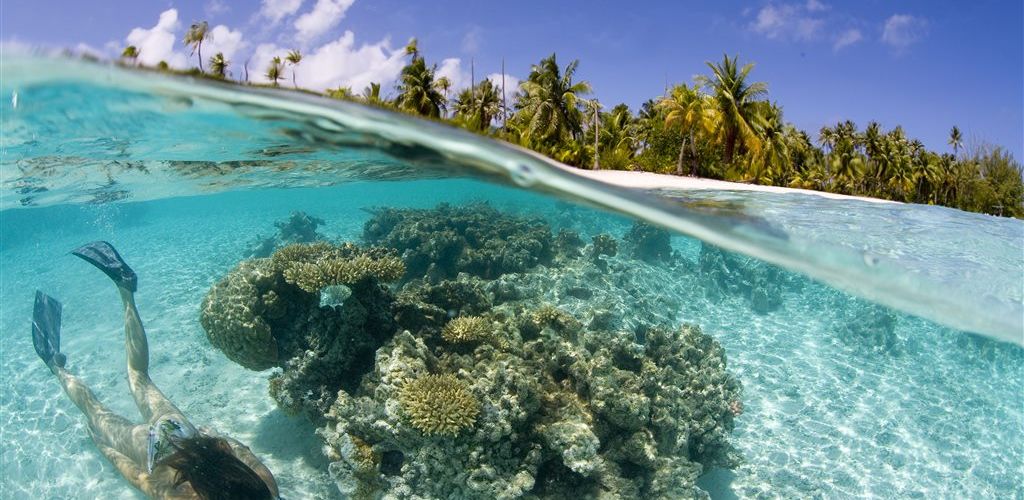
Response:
[121,24,1023,217]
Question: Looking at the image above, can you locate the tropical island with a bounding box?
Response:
[119,20,1023,218]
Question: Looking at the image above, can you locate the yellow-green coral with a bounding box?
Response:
[441,316,490,344]
[399,374,480,436]
[271,241,335,270]
[275,243,405,293]
[531,304,579,332]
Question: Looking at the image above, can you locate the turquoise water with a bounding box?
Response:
[2,57,1022,498]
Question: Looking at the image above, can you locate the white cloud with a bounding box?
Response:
[882,14,927,51]
[805,0,828,12]
[294,0,355,43]
[436,58,470,92]
[205,0,230,18]
[250,31,406,92]
[74,42,106,59]
[123,10,245,71]
[205,25,246,63]
[487,72,521,106]
[260,0,303,23]
[461,27,482,54]
[833,28,862,51]
[125,8,187,68]
[749,3,823,41]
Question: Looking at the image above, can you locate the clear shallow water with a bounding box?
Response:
[1,56,1023,498]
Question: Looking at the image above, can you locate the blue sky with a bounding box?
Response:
[4,0,1022,159]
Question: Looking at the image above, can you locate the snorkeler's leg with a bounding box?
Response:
[118,287,185,423]
[55,367,150,466]
[70,241,183,422]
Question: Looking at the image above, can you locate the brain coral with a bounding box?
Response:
[399,374,480,436]
[441,316,490,344]
[199,259,279,370]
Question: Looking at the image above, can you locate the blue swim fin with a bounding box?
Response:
[71,241,138,292]
[32,291,66,368]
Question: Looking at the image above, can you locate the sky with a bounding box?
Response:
[3,0,1022,159]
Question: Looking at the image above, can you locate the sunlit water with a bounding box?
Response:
[2,56,1022,499]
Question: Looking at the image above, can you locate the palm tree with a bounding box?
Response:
[697,54,768,164]
[748,102,791,183]
[183,21,210,72]
[121,45,139,64]
[435,76,452,115]
[859,121,883,192]
[513,53,592,148]
[659,83,709,176]
[362,82,384,105]
[286,50,302,88]
[209,52,229,78]
[396,56,446,117]
[818,125,836,184]
[266,56,283,86]
[403,38,419,58]
[454,79,502,131]
[594,103,639,169]
[327,86,354,99]
[948,126,963,157]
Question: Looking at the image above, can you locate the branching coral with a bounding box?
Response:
[442,316,491,344]
[276,242,405,293]
[399,374,480,436]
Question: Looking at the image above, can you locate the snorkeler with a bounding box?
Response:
[31,241,280,500]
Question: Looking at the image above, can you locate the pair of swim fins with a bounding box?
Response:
[32,241,137,368]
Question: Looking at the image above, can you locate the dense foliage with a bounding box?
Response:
[127,36,1023,218]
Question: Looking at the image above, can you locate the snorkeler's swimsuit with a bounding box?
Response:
[146,416,197,473]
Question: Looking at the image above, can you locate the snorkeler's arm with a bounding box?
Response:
[95,444,157,497]
[218,433,280,498]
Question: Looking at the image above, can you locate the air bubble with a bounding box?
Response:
[862,252,880,267]
[510,163,537,187]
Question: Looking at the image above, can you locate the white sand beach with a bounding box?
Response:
[567,168,898,204]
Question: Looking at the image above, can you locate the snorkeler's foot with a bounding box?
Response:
[32,291,67,370]
[71,241,138,292]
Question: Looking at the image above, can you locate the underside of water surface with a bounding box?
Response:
[1,56,1022,499]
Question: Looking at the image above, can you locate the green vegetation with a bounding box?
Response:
[265,56,283,87]
[120,45,139,64]
[119,33,1023,218]
[208,52,228,79]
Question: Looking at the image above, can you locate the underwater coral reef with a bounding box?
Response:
[245,211,327,258]
[200,204,744,498]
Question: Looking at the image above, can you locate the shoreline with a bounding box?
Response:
[566,168,899,204]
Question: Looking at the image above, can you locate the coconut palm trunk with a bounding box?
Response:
[675,136,687,176]
[690,132,699,176]
[724,128,738,164]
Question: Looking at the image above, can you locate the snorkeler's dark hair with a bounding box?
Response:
[162,435,273,500]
